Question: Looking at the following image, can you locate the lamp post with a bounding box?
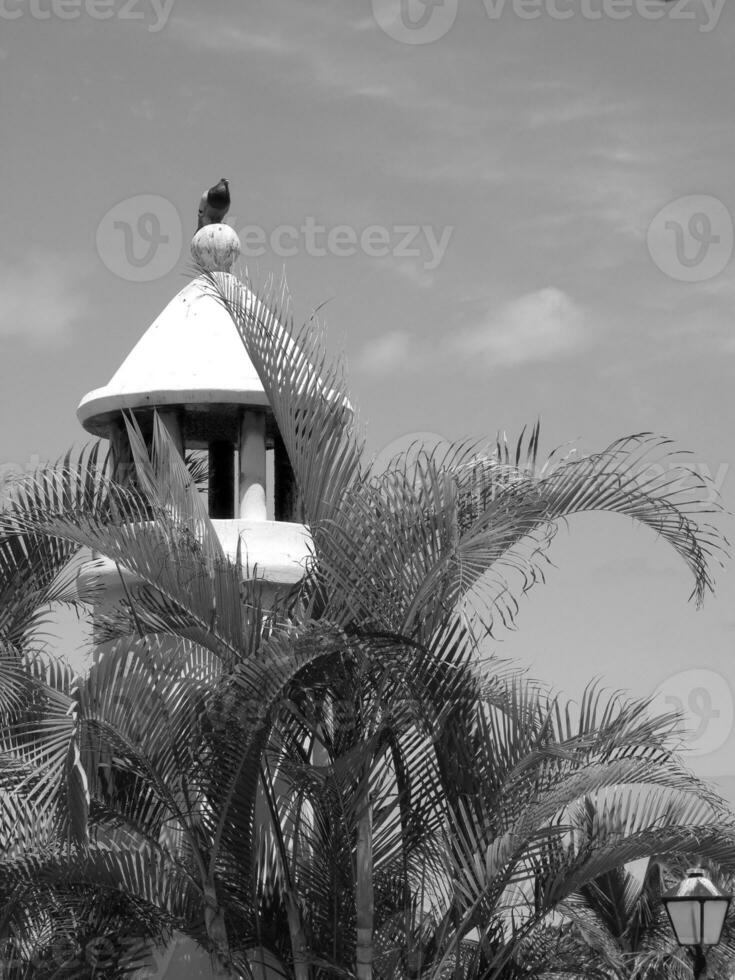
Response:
[662,867,732,979]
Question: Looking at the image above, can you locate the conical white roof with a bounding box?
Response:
[78,274,268,436]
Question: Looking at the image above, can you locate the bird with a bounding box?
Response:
[196,178,231,230]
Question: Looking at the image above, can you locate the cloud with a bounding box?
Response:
[170,20,292,56]
[354,330,415,377]
[357,289,587,377]
[373,257,435,290]
[452,287,586,368]
[168,6,440,111]
[0,253,91,344]
[525,97,624,130]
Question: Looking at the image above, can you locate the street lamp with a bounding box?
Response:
[662,867,732,979]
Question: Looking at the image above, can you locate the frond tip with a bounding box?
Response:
[529,432,726,606]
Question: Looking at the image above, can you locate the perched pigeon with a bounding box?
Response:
[197,178,230,230]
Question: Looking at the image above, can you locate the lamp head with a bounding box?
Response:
[662,868,731,948]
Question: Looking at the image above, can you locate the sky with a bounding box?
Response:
[1,0,735,802]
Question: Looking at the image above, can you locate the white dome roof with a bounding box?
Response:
[77,273,268,435]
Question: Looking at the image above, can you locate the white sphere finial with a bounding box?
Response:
[191,223,241,272]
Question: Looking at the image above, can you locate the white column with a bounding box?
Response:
[239,410,267,520]
[109,418,134,487]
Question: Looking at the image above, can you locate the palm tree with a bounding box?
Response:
[0,445,183,978]
[513,853,735,980]
[0,271,732,978]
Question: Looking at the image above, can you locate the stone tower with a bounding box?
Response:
[77,223,311,611]
[75,220,308,978]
